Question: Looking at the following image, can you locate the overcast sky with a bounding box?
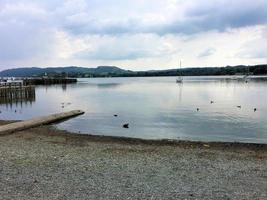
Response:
[0,0,267,70]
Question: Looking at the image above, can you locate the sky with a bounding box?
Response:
[0,0,267,70]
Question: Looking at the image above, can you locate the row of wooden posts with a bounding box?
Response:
[0,78,77,106]
[0,82,36,105]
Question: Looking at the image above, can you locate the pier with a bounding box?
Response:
[0,82,35,105]
[24,78,77,85]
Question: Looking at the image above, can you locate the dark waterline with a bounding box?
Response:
[1,76,267,143]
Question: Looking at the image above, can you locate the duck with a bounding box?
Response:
[123,123,129,128]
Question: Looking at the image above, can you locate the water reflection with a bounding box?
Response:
[1,76,267,143]
[42,83,78,92]
[62,84,67,91]
[96,83,121,89]
[178,83,183,103]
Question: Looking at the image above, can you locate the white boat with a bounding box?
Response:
[176,77,183,83]
[176,60,183,83]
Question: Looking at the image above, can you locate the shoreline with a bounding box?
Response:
[1,120,266,150]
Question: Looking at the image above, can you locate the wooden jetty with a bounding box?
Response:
[0,110,85,135]
[24,78,77,85]
[0,82,35,105]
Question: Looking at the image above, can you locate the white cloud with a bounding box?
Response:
[237,27,267,61]
[73,34,178,61]
[0,1,58,66]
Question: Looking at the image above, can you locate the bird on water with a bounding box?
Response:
[123,123,129,128]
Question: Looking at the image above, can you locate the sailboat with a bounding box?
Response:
[176,61,183,83]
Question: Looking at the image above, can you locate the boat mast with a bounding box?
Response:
[180,60,182,78]
[176,60,183,83]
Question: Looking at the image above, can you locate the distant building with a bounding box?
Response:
[0,78,24,86]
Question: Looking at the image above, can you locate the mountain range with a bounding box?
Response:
[0,65,267,77]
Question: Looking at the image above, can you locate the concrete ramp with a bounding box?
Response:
[0,110,85,134]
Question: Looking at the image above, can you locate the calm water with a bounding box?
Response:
[1,76,267,143]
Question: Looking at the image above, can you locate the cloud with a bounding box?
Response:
[182,0,267,32]
[237,27,267,60]
[58,0,267,35]
[198,48,216,58]
[0,1,57,62]
[73,34,178,61]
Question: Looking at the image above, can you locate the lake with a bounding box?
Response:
[1,76,267,143]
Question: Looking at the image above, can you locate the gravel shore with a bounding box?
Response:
[0,121,266,199]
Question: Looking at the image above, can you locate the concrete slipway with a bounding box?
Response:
[0,110,84,134]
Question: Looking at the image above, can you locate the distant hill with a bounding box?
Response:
[0,64,267,77]
[0,66,131,77]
